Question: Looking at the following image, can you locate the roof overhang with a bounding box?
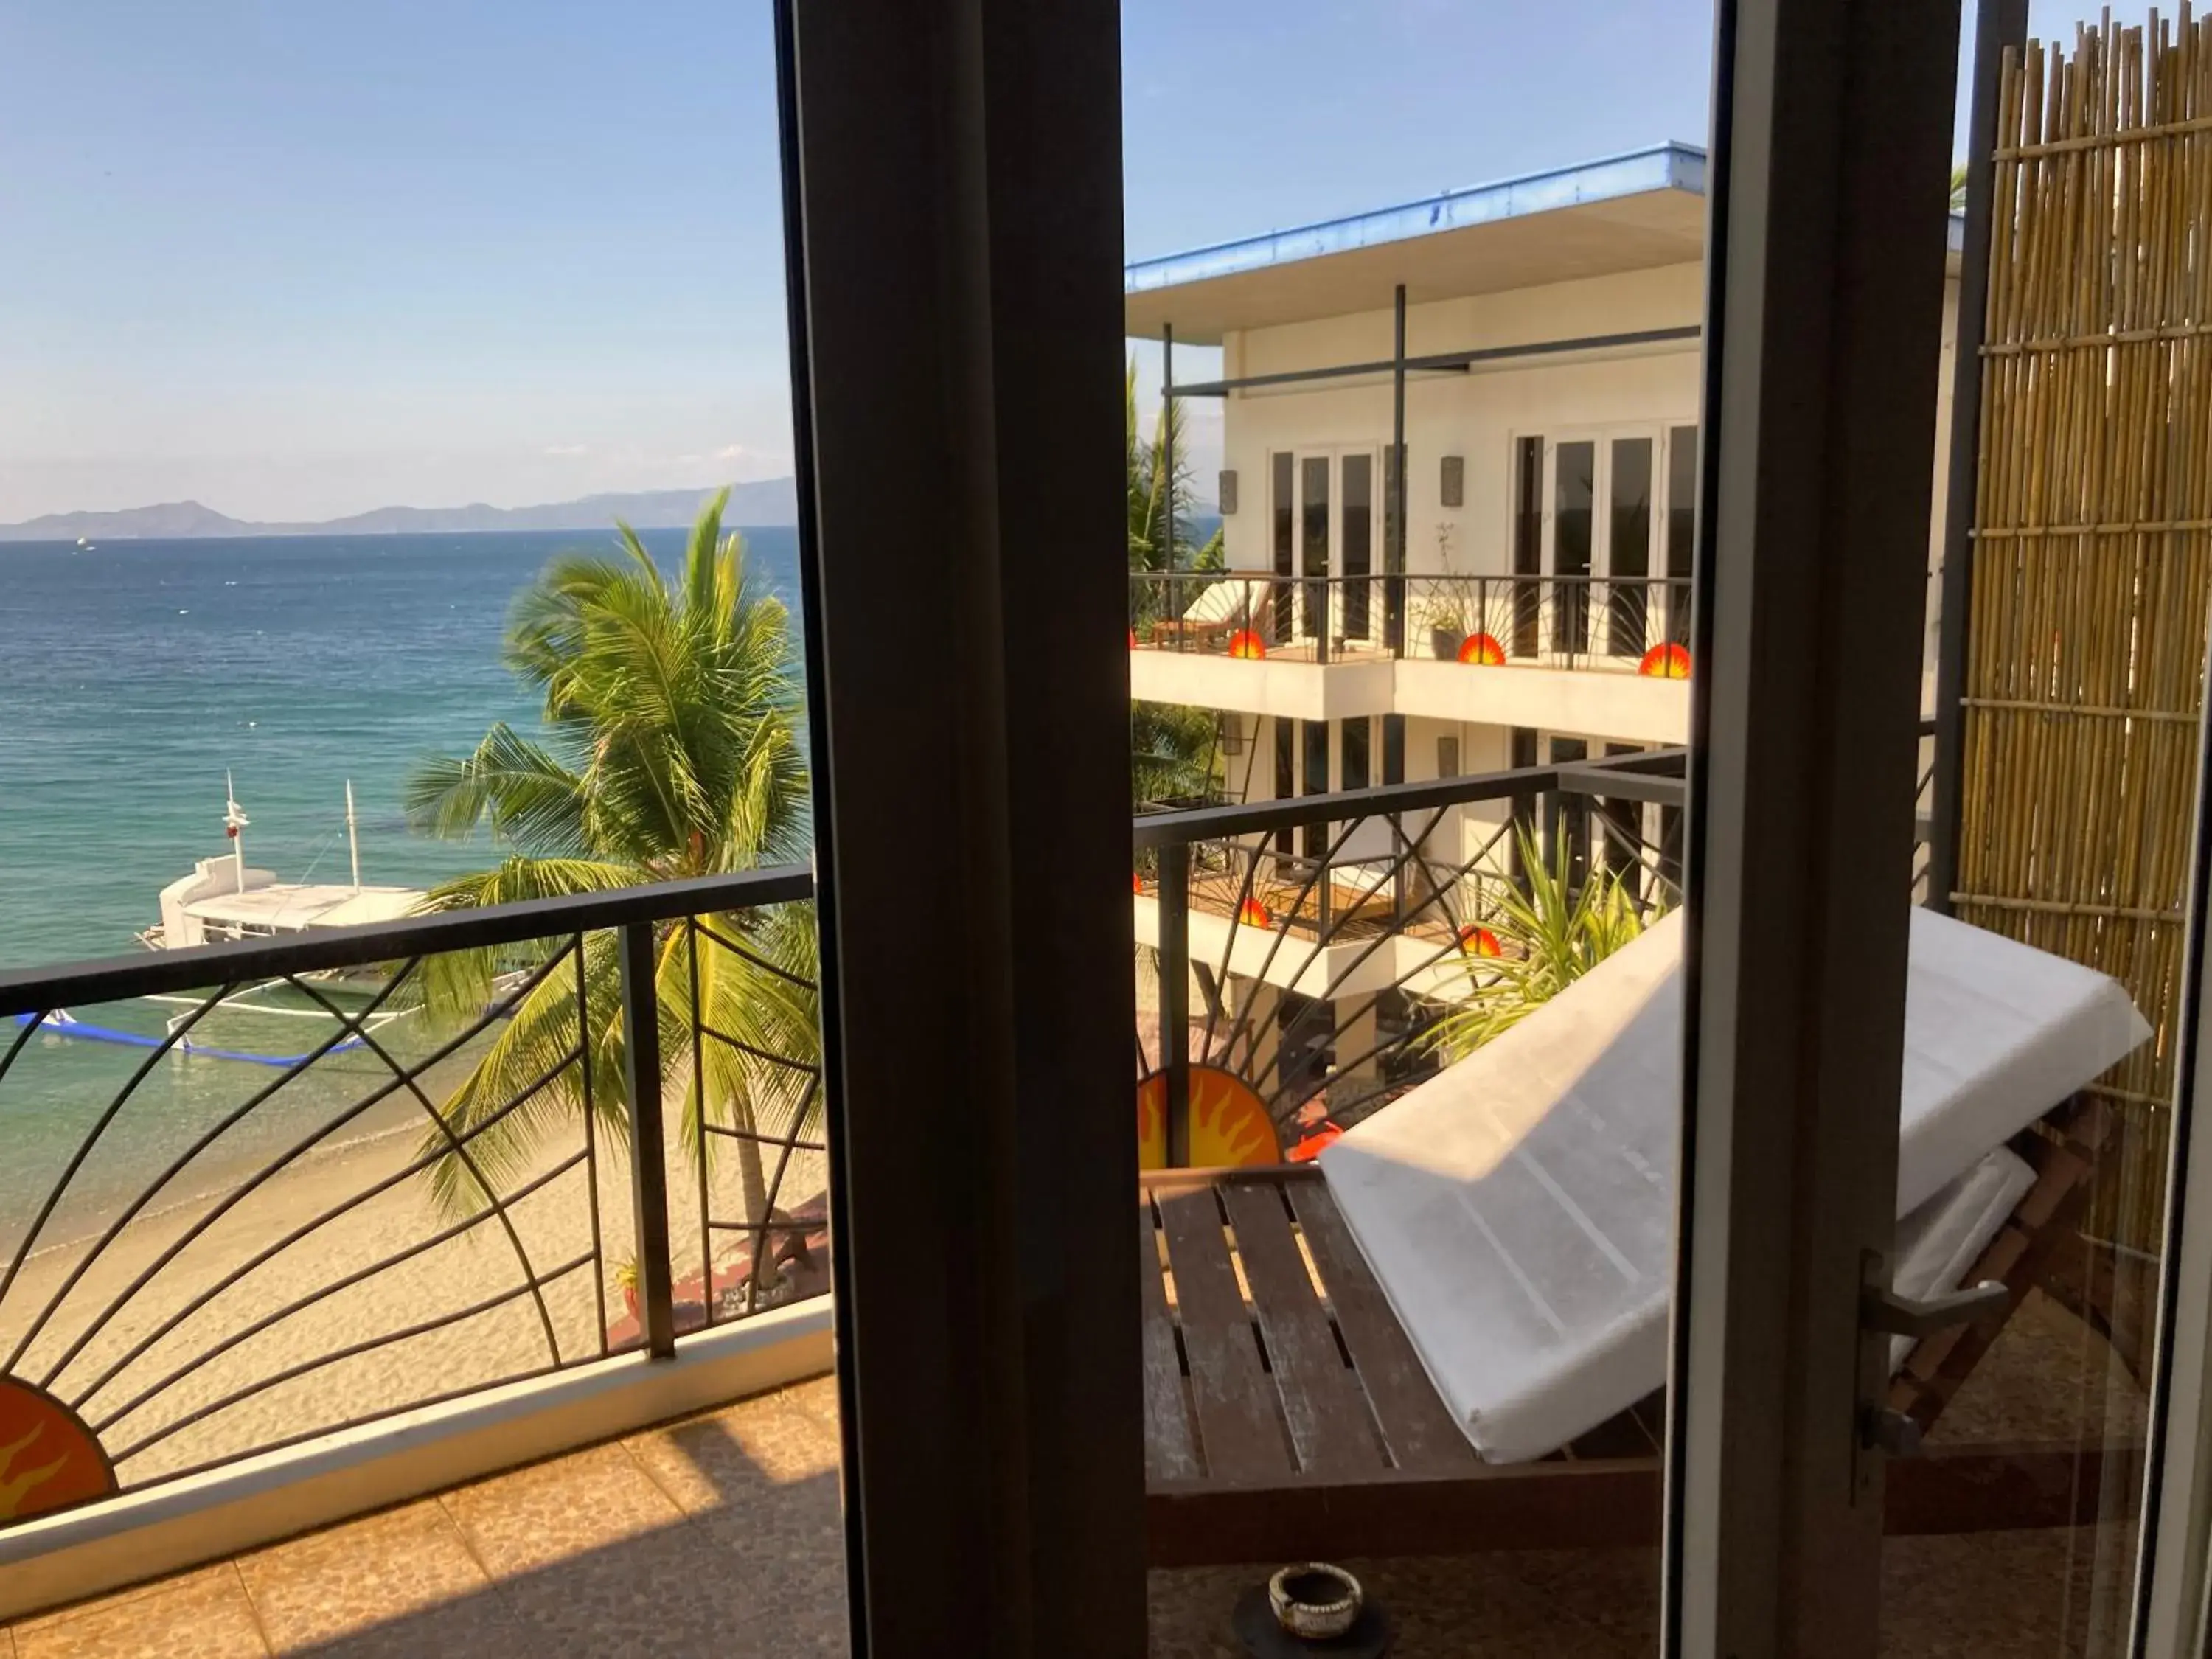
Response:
[1125,145,1708,343]
[1125,143,1964,342]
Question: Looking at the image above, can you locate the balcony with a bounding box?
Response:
[1130,570,1693,742]
[0,760,2148,1651]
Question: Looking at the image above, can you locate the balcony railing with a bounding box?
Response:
[0,869,817,1531]
[0,736,1911,1551]
[1130,569,1694,669]
[1133,748,1688,1165]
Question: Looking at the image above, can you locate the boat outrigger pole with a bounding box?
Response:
[346,779,361,894]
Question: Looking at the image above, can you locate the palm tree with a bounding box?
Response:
[1126,355,1224,577]
[1425,827,1658,1061]
[1132,700,1220,807]
[1127,358,1223,806]
[403,489,815,1237]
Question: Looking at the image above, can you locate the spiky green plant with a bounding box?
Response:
[1425,826,1660,1060]
[403,487,815,1225]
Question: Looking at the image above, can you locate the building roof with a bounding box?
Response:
[1125,142,1964,343]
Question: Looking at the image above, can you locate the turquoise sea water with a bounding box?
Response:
[0,526,802,1241]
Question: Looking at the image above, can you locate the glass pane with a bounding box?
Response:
[1123,0,1715,1645]
[1554,439,1595,655]
[1301,454,1330,643]
[0,4,846,1644]
[1342,452,1373,640]
[1340,717,1371,793]
[1607,436,1652,655]
[1666,423,1697,645]
[1882,15,2202,1649]
[1514,434,1545,655]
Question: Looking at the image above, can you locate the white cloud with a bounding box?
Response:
[543,443,589,457]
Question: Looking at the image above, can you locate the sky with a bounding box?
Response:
[0,1,2093,524]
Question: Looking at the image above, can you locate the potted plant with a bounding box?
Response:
[1414,524,1482,658]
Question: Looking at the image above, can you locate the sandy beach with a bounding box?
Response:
[0,1099,825,1494]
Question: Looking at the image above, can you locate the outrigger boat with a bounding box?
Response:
[7,780,431,1067]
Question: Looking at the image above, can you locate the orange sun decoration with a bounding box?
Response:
[1136,1065,1281,1170]
[1638,642,1691,678]
[0,1379,114,1528]
[1458,924,1503,957]
[1456,632,1506,666]
[1227,629,1267,660]
[1237,897,1273,929]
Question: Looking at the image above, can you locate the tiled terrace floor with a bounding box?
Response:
[1,1292,2146,1656]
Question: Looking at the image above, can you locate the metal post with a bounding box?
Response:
[1161,321,1175,574]
[1391,282,1408,656]
[618,919,676,1360]
[1160,841,1191,1167]
[1926,0,2028,917]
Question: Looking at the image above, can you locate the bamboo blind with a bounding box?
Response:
[1956,10,2212,1251]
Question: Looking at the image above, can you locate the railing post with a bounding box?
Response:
[618,919,677,1359]
[1159,841,1191,1167]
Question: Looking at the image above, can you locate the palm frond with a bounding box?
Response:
[1425,827,1661,1060]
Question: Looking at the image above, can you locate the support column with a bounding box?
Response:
[1926,0,2029,915]
[779,0,1143,1651]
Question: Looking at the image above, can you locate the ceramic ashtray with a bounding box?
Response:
[1267,1562,1363,1641]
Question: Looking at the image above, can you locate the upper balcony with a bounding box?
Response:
[1130,568,1692,743]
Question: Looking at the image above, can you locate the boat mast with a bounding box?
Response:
[346,780,361,894]
[223,771,250,891]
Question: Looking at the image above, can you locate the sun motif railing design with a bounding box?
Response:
[0,737,1933,1536]
[1131,752,1689,1167]
[0,872,816,1532]
[1130,569,1694,671]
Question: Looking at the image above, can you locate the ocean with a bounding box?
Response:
[0,526,804,1244]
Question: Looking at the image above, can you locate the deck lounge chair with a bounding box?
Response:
[1141,908,2149,1565]
[1146,574,1265,649]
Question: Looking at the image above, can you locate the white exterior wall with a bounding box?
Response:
[1152,256,1961,753]
[1218,263,1705,583]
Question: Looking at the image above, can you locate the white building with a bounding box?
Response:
[1125,142,1959,875]
[1124,145,1961,1113]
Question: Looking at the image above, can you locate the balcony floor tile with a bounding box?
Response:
[11,1565,269,1659]
[232,1498,515,1656]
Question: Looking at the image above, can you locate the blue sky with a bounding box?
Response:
[0,1,2082,523]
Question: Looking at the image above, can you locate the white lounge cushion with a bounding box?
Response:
[1318,908,2147,1464]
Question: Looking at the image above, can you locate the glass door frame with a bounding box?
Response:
[776,0,1144,1652]
[1666,0,1978,1650]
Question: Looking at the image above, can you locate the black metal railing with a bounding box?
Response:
[1130,749,1690,1166]
[0,728,1935,1528]
[0,869,815,1527]
[1129,569,1694,669]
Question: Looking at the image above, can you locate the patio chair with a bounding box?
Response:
[1147,574,1264,650]
[1141,908,2149,1565]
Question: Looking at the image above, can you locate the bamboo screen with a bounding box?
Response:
[1955,11,2212,1252]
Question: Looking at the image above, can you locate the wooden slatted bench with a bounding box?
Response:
[1141,1096,2140,1566]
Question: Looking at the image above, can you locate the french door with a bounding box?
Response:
[780,0,2212,1654]
[1272,448,1380,650]
[1539,426,1665,662]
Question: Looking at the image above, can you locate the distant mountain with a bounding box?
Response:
[0,479,799,543]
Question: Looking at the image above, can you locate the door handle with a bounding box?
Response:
[1860,1279,2011,1340]
[1856,1279,2010,1466]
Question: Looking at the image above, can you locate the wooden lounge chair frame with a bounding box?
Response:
[1141,1094,2135,1566]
